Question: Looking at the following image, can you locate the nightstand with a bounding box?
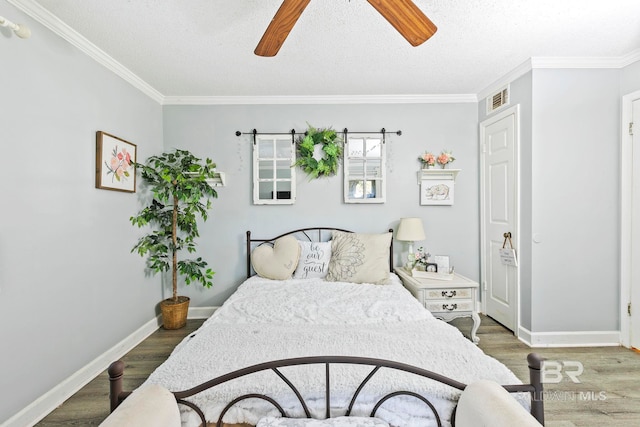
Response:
[394,266,481,344]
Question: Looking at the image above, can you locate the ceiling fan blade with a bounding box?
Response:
[255,0,311,57]
[367,0,437,46]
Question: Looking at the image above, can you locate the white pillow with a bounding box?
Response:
[293,241,332,279]
[325,231,392,285]
[99,384,180,427]
[251,235,300,280]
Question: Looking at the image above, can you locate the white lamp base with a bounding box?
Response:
[405,242,416,269]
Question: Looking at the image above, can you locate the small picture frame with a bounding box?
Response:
[96,131,137,193]
[417,169,460,206]
[425,262,438,273]
[433,255,450,273]
[420,179,454,205]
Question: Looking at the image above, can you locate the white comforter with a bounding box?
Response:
[144,275,526,427]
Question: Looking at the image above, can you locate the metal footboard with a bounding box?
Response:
[108,353,544,426]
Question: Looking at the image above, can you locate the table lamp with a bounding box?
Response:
[396,217,426,269]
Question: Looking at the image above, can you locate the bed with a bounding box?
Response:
[108,227,544,427]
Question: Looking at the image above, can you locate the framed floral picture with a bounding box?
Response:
[95,131,137,192]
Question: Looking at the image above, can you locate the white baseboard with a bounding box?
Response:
[188,306,218,319]
[2,307,218,427]
[3,307,219,427]
[3,315,162,427]
[518,326,620,347]
[517,326,532,345]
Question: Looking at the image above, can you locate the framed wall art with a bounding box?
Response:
[96,131,137,193]
[417,169,460,206]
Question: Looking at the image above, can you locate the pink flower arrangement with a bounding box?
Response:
[418,151,436,167]
[413,246,431,267]
[437,150,455,167]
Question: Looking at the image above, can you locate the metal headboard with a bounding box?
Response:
[246,227,394,278]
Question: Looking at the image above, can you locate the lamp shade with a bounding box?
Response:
[396,217,425,242]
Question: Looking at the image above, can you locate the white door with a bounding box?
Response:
[480,106,519,332]
[631,98,640,349]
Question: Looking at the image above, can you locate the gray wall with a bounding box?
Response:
[162,103,480,306]
[0,4,163,423]
[512,73,534,332]
[480,68,627,334]
[531,68,621,332]
[621,59,640,95]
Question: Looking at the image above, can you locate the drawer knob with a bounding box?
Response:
[441,290,456,298]
[443,303,458,311]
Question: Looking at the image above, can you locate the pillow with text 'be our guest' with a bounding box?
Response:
[292,241,332,279]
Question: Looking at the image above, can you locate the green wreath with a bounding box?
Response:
[294,125,343,179]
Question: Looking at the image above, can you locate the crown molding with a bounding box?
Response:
[7,0,164,104]
[478,51,640,100]
[477,59,533,101]
[6,0,476,107]
[162,93,478,106]
[9,0,640,106]
[531,56,629,69]
[619,48,640,67]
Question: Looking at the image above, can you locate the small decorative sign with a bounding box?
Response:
[433,255,450,273]
[499,248,518,267]
[500,232,518,267]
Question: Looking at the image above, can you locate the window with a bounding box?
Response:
[253,135,296,204]
[344,135,385,203]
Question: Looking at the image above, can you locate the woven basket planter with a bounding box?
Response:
[160,296,190,330]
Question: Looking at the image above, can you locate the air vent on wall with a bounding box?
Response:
[486,86,509,114]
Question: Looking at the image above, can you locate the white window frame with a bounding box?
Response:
[343,134,386,204]
[253,134,296,205]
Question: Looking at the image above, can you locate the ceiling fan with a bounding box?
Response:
[254,0,437,57]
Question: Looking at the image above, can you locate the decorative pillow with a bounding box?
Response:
[325,231,392,285]
[293,241,332,279]
[251,235,300,280]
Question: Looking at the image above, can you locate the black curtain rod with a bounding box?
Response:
[342,128,402,136]
[235,129,301,137]
[235,128,402,137]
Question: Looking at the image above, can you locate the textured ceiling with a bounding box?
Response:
[23,0,640,97]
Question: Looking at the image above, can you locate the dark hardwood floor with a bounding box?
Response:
[36,315,640,426]
[452,316,640,427]
[36,321,203,427]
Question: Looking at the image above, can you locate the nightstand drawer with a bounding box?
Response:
[425,288,472,300]
[425,299,474,313]
[394,267,481,343]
